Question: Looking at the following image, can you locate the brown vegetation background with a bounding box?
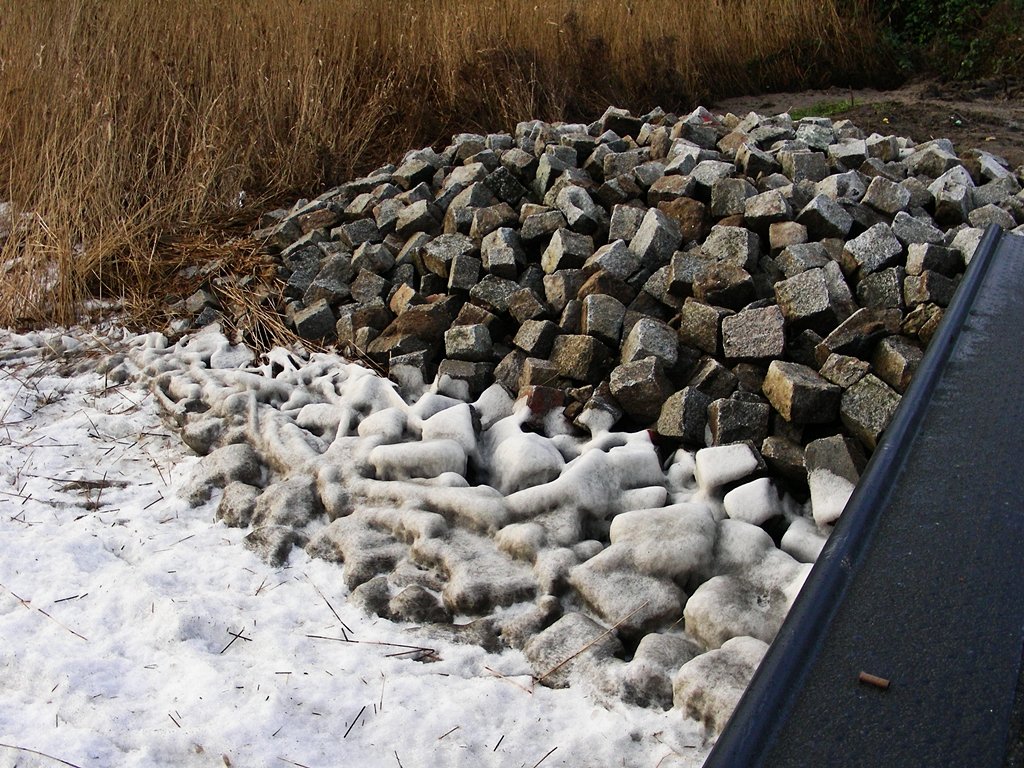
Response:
[0,0,885,327]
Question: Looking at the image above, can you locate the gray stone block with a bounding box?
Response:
[657,387,712,444]
[816,307,902,363]
[541,228,594,274]
[840,222,903,279]
[721,306,785,361]
[762,360,841,424]
[549,335,612,383]
[708,397,770,446]
[581,293,627,348]
[630,208,683,271]
[904,270,957,308]
[621,317,678,367]
[702,225,760,271]
[861,175,911,215]
[610,357,674,422]
[840,373,901,450]
[872,335,922,394]
[513,319,561,358]
[679,300,731,355]
[797,194,853,240]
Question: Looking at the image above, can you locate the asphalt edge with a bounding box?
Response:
[703,224,1008,767]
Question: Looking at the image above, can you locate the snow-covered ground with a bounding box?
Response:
[0,326,708,768]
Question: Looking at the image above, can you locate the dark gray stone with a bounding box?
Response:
[840,373,901,450]
[861,175,911,215]
[630,208,683,271]
[687,357,739,400]
[657,387,712,444]
[514,320,561,358]
[708,397,770,446]
[541,229,594,274]
[609,357,674,422]
[904,270,957,308]
[797,194,853,240]
[469,275,521,313]
[481,227,525,279]
[436,359,495,400]
[818,353,870,388]
[292,299,336,340]
[840,223,903,279]
[678,300,731,355]
[815,307,902,364]
[581,293,626,348]
[762,360,841,424]
[507,288,549,325]
[445,324,492,362]
[621,317,678,367]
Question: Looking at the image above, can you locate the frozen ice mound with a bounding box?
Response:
[126,326,835,734]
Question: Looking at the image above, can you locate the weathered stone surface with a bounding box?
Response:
[708,397,770,446]
[585,239,642,281]
[721,306,785,361]
[469,274,521,313]
[608,205,646,243]
[861,175,912,215]
[774,242,830,279]
[904,270,957,307]
[819,353,870,388]
[702,225,760,271]
[892,210,945,247]
[872,335,923,394]
[524,612,624,689]
[513,319,560,358]
[671,638,770,733]
[657,387,711,443]
[688,357,739,400]
[840,374,902,450]
[762,360,841,424]
[760,436,806,484]
[630,208,683,271]
[541,228,594,274]
[658,197,711,242]
[620,317,678,367]
[816,307,902,363]
[480,227,525,279]
[581,293,626,348]
[548,335,612,383]
[840,223,903,279]
[856,267,905,310]
[774,266,850,334]
[445,324,492,362]
[678,300,730,355]
[609,357,674,422]
[292,299,336,340]
[805,434,866,526]
[797,194,853,240]
[691,264,755,310]
[436,359,495,400]
[507,287,549,324]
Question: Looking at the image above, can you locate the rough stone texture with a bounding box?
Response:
[620,318,678,367]
[840,223,904,279]
[721,306,785,361]
[549,335,611,383]
[630,208,682,271]
[840,373,902,450]
[609,357,674,422]
[581,293,627,348]
[657,387,712,444]
[762,360,841,424]
[708,397,770,446]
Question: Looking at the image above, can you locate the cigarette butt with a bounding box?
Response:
[858,671,890,690]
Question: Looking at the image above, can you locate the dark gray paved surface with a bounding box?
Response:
[706,230,1024,767]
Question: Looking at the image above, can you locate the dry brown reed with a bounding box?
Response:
[0,0,886,328]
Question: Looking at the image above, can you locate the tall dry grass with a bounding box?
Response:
[0,0,886,328]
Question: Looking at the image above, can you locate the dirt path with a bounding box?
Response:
[710,78,1024,169]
